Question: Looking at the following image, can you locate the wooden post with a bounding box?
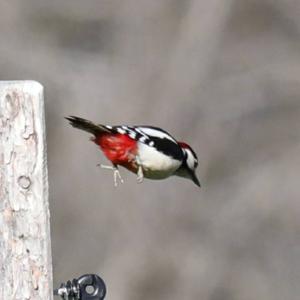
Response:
[0,81,53,300]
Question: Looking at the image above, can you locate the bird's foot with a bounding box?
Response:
[113,168,124,187]
[97,164,124,187]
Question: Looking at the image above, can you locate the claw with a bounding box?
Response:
[98,164,124,186]
[98,164,113,170]
[113,168,124,187]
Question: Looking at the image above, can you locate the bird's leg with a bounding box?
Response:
[135,156,144,184]
[113,165,124,187]
[97,163,124,187]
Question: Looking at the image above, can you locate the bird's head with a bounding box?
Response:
[175,142,200,187]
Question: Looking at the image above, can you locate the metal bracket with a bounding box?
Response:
[54,274,106,300]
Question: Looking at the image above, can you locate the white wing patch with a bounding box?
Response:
[139,136,147,143]
[117,128,126,134]
[129,132,136,139]
[134,128,149,139]
[137,127,176,143]
[113,125,179,153]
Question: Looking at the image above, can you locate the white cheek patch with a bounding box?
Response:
[185,149,195,170]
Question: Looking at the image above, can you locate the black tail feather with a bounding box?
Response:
[65,116,110,135]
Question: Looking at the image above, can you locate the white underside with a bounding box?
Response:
[137,143,182,179]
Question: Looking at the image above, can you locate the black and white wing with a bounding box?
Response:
[113,125,184,160]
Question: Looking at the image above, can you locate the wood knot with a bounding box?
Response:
[18,175,31,189]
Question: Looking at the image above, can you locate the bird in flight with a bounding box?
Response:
[66,116,200,187]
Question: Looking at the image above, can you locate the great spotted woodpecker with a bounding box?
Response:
[66,116,200,187]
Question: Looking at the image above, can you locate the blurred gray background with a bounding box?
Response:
[1,1,300,299]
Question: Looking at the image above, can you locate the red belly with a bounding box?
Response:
[94,133,138,171]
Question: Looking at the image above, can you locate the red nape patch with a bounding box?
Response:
[178,142,191,149]
[94,133,138,166]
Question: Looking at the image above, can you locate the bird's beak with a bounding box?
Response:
[191,171,201,187]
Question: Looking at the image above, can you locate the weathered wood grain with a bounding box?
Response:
[0,81,52,300]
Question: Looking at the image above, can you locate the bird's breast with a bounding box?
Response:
[137,143,182,179]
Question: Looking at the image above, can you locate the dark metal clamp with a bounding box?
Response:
[54,274,106,300]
